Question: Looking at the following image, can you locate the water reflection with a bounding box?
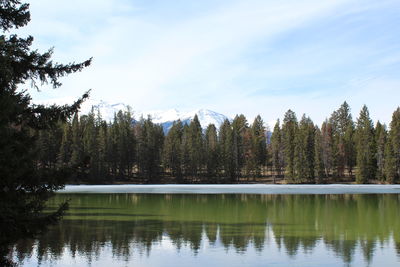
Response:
[13,194,400,266]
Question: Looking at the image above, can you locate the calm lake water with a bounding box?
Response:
[13,193,400,267]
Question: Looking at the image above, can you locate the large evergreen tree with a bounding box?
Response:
[219,119,236,181]
[136,117,164,182]
[250,115,267,178]
[282,110,298,181]
[375,121,387,182]
[0,1,91,265]
[58,121,72,166]
[321,120,334,178]
[314,126,326,182]
[204,123,219,181]
[187,115,204,179]
[355,105,376,183]
[294,115,315,183]
[231,114,248,179]
[385,108,400,183]
[390,108,400,181]
[163,120,183,181]
[329,102,354,178]
[271,120,284,180]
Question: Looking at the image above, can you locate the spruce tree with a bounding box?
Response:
[390,108,400,181]
[59,121,72,166]
[0,1,91,265]
[375,121,387,182]
[97,120,108,180]
[232,114,248,179]
[187,115,204,179]
[70,113,84,177]
[329,102,353,178]
[251,115,267,178]
[385,107,400,183]
[163,120,183,181]
[314,126,325,183]
[82,109,98,181]
[282,110,298,182]
[321,120,333,178]
[384,138,396,183]
[344,122,356,177]
[204,124,219,181]
[243,127,255,179]
[271,120,284,180]
[219,119,235,182]
[136,117,164,182]
[180,123,191,180]
[108,114,119,179]
[355,105,376,183]
[293,115,315,183]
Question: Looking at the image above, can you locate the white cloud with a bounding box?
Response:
[21,0,400,126]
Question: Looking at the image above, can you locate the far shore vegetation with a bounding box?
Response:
[38,102,400,185]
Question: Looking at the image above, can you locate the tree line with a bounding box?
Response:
[34,102,400,184]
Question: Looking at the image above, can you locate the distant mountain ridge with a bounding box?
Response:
[88,100,231,133]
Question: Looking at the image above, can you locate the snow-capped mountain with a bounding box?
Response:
[90,100,129,121]
[142,108,230,133]
[81,100,231,133]
[34,99,274,136]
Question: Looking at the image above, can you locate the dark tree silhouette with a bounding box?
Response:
[0,1,91,265]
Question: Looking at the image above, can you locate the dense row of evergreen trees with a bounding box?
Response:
[35,102,400,184]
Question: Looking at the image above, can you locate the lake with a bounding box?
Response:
[12,186,400,266]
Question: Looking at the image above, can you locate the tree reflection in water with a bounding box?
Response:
[13,194,400,266]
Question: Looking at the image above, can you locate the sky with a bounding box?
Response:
[17,0,400,126]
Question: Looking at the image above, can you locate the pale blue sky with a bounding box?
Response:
[21,0,400,126]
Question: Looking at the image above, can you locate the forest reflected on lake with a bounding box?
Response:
[13,194,400,267]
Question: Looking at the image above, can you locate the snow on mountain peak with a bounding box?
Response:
[35,99,231,132]
[81,101,231,131]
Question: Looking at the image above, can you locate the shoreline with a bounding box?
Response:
[59,184,400,194]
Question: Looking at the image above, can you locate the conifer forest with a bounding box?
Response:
[36,102,400,184]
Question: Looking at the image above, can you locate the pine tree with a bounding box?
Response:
[107,114,119,179]
[36,123,62,169]
[243,127,255,179]
[59,121,72,166]
[314,126,325,183]
[282,110,298,182]
[293,115,315,183]
[204,124,219,181]
[181,123,191,180]
[329,102,353,178]
[163,120,183,181]
[271,120,284,180]
[390,108,400,181]
[187,115,204,179]
[384,138,396,183]
[70,113,83,176]
[375,121,387,182]
[136,117,164,182]
[232,114,248,179]
[321,120,333,178]
[219,119,235,182]
[355,105,376,184]
[385,107,400,183]
[97,120,108,180]
[250,115,267,178]
[82,109,98,181]
[114,109,135,179]
[344,123,356,177]
[0,1,91,265]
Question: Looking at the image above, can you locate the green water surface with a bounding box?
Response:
[14,194,400,266]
